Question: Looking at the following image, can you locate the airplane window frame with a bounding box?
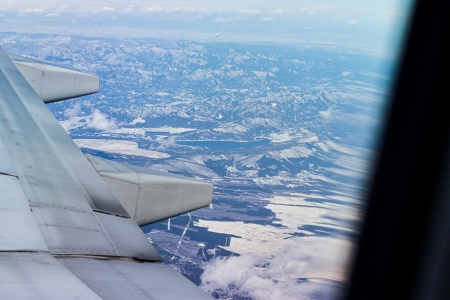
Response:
[343,0,450,299]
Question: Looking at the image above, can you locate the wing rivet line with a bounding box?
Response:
[0,172,18,178]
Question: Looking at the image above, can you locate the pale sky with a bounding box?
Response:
[0,0,415,58]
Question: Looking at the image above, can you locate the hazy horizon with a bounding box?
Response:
[1,0,414,59]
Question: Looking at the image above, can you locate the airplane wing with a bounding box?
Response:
[0,46,213,299]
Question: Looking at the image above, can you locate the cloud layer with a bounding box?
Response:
[0,0,412,58]
[61,103,118,132]
[200,237,353,299]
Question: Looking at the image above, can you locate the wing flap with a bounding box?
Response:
[0,175,48,251]
[58,257,212,300]
[0,252,103,299]
[95,212,162,261]
[0,133,17,176]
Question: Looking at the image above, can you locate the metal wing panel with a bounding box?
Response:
[0,253,103,299]
[38,206,120,256]
[13,61,100,103]
[0,49,98,211]
[95,212,162,261]
[0,48,129,218]
[0,56,118,254]
[130,164,213,226]
[58,258,212,300]
[0,134,16,176]
[0,47,157,260]
[0,175,48,251]
[7,53,100,104]
[87,155,213,226]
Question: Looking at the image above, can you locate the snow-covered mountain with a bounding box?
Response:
[0,32,392,299]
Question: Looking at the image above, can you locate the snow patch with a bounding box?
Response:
[74,139,169,158]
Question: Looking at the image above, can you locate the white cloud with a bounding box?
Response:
[235,8,260,15]
[45,12,60,17]
[85,109,118,131]
[201,255,261,290]
[61,104,118,132]
[12,35,72,45]
[64,102,81,119]
[212,16,246,23]
[270,8,289,14]
[144,6,165,12]
[123,5,133,13]
[348,20,360,24]
[181,7,196,13]
[165,6,203,13]
[53,35,72,44]
[268,6,334,16]
[319,108,332,119]
[306,7,330,15]
[260,17,274,22]
[20,7,47,14]
[60,103,84,132]
[201,237,353,299]
[102,6,115,12]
